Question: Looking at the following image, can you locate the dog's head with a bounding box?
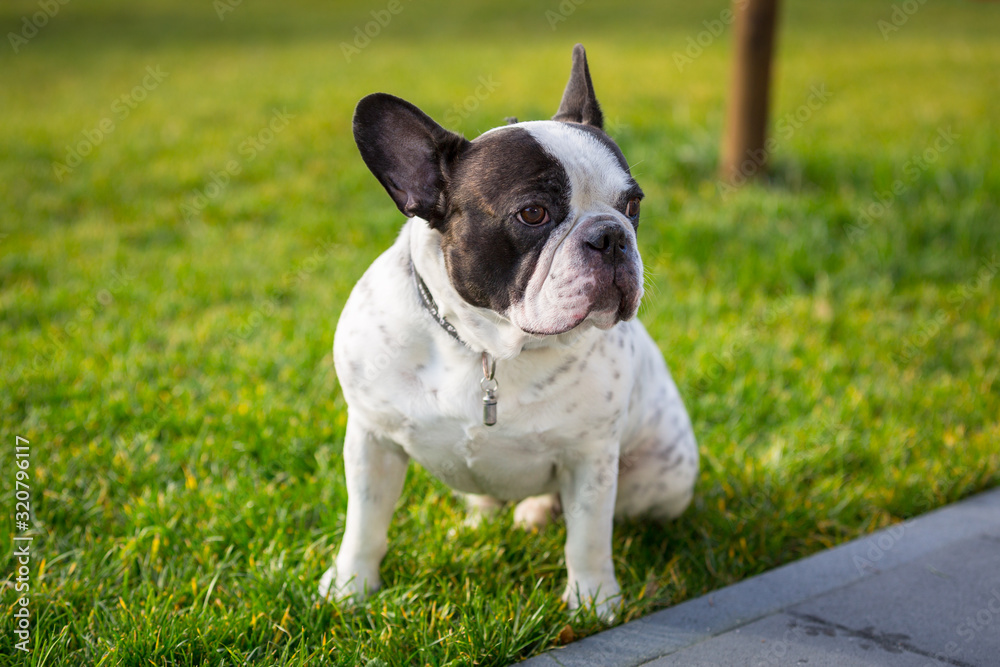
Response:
[353,44,644,336]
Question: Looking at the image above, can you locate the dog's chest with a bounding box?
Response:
[402,418,564,500]
[332,237,650,500]
[356,336,629,500]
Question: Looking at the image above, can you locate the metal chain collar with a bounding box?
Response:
[411,259,499,426]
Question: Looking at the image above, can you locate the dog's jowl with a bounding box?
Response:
[321,44,699,619]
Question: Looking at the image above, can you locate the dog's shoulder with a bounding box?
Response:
[333,225,425,390]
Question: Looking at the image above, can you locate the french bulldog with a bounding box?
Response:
[320,44,699,618]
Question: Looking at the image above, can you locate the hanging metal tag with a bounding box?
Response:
[482,386,498,426]
[481,352,498,426]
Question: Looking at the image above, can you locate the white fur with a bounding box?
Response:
[321,125,699,619]
[517,121,632,207]
[496,121,643,336]
[504,208,642,335]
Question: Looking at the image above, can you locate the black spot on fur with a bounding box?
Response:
[535,357,576,391]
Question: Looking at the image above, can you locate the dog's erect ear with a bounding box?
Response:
[552,44,604,130]
[353,93,471,227]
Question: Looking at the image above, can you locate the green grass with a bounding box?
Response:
[2,0,999,664]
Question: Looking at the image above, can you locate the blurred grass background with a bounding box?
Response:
[1,0,998,664]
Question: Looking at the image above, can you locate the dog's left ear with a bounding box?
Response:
[353,93,471,228]
[552,43,604,130]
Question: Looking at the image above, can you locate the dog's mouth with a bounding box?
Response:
[517,313,590,337]
[516,282,640,336]
[503,226,644,338]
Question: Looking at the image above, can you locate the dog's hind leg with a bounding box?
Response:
[464,494,504,527]
[615,422,698,521]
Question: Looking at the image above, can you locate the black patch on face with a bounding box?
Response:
[439,127,571,312]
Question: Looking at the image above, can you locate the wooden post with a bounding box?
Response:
[720,0,780,186]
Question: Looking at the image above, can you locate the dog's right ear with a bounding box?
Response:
[552,44,603,130]
[353,93,471,228]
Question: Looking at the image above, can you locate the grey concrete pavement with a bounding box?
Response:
[517,486,1000,667]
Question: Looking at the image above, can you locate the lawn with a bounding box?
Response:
[1,0,998,664]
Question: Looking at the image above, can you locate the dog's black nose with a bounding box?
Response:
[585,224,628,261]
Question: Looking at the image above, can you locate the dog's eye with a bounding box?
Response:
[517,205,549,226]
[625,198,640,219]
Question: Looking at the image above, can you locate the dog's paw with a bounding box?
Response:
[513,494,562,530]
[562,576,623,623]
[463,494,504,529]
[317,562,381,604]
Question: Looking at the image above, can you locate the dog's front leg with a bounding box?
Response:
[319,416,409,603]
[560,447,621,621]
